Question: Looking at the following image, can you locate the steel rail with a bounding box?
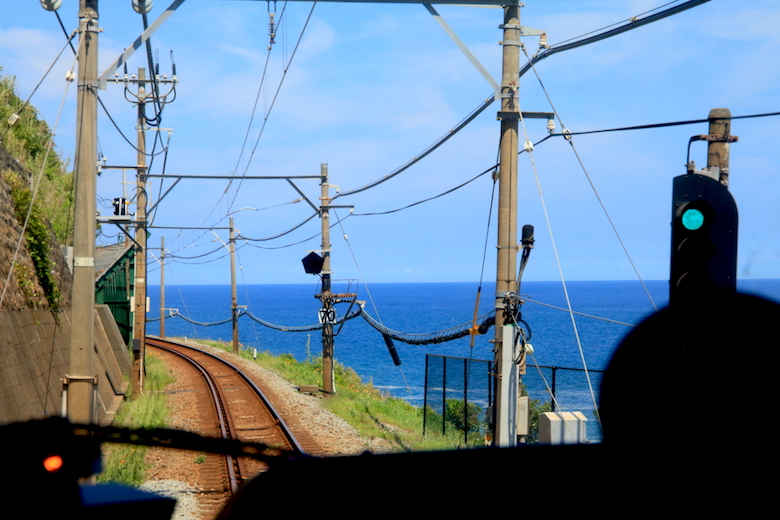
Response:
[147,336,304,456]
[148,339,241,492]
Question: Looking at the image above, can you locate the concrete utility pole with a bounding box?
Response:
[132,67,149,398]
[230,217,239,354]
[493,5,521,447]
[67,0,99,424]
[160,236,165,338]
[320,164,335,394]
[707,108,732,186]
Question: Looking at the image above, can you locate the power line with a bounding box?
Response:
[351,164,495,217]
[550,1,689,48]
[550,110,780,138]
[521,0,713,77]
[227,1,317,213]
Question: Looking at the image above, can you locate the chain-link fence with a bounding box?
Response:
[422,355,493,445]
[423,354,605,443]
[522,366,604,442]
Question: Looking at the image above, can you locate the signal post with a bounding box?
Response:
[670,108,739,305]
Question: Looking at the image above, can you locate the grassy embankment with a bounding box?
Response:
[98,353,174,486]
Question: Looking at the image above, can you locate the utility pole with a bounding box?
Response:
[306,163,355,394]
[67,0,99,424]
[230,217,239,354]
[159,236,165,338]
[105,63,177,367]
[320,164,335,394]
[707,108,732,186]
[493,5,521,447]
[132,67,149,399]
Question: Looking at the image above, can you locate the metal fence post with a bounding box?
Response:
[423,354,429,436]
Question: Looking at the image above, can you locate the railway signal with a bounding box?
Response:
[669,170,738,304]
[670,109,739,306]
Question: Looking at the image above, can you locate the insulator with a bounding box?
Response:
[40,0,62,11]
[132,0,153,15]
[563,128,572,141]
[268,13,277,46]
[547,118,556,133]
[523,141,534,153]
[7,114,19,127]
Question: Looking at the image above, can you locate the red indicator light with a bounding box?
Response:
[43,455,63,473]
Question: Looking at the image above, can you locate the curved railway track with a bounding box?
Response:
[146,337,305,517]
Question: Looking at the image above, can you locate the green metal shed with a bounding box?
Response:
[95,243,135,346]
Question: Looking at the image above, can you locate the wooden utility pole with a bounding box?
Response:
[320,164,335,394]
[230,217,239,354]
[493,5,521,447]
[160,236,165,338]
[67,0,99,424]
[132,67,149,398]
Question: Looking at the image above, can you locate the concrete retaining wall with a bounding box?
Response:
[0,306,131,426]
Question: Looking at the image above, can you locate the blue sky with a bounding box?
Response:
[2,0,779,286]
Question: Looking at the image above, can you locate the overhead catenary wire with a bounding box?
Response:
[175,1,313,250]
[550,0,691,48]
[520,43,658,312]
[350,164,496,217]
[242,212,350,249]
[549,110,780,138]
[0,29,76,146]
[167,242,248,265]
[521,0,713,78]
[517,104,602,428]
[92,0,722,269]
[330,209,406,388]
[332,95,496,202]
[225,1,314,215]
[522,297,637,328]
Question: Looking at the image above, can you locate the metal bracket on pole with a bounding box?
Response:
[108,223,143,250]
[61,374,99,419]
[147,177,181,215]
[287,179,320,213]
[424,4,500,98]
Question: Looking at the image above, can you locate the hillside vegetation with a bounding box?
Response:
[0,70,74,310]
[0,71,73,242]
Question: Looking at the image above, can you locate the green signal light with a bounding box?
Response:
[682,208,705,230]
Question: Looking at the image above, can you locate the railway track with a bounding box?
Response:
[146,337,305,517]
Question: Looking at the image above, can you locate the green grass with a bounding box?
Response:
[98,353,174,486]
[189,338,485,452]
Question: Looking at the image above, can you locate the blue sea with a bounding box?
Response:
[145,279,780,409]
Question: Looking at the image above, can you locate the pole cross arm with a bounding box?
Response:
[691,134,739,143]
